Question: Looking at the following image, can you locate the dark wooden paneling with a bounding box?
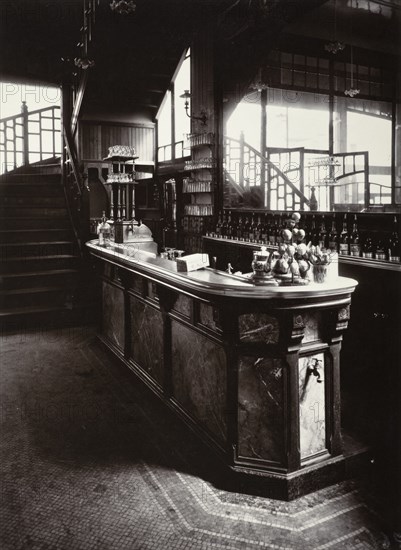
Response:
[80,121,155,162]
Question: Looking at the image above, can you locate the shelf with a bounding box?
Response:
[202,236,401,272]
[184,205,214,216]
[183,180,213,193]
[184,159,216,171]
[184,132,215,149]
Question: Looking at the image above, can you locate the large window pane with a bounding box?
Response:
[174,51,191,144]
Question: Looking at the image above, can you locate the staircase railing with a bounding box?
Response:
[224,135,310,210]
[0,103,61,174]
[61,0,100,252]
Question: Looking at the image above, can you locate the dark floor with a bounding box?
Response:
[0,325,396,549]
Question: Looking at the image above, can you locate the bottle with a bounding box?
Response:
[309,215,319,246]
[243,216,250,241]
[268,215,276,246]
[318,215,327,249]
[275,214,283,245]
[260,214,268,244]
[249,213,257,243]
[98,211,111,247]
[388,216,400,262]
[362,234,374,259]
[350,215,361,257]
[338,214,350,255]
[237,215,244,241]
[328,215,338,252]
[221,211,228,239]
[230,215,238,240]
[215,212,223,238]
[255,215,263,243]
[226,210,233,239]
[375,237,386,261]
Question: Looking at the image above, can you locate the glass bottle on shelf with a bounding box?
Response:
[328,215,338,252]
[318,215,327,249]
[98,211,111,247]
[215,212,223,238]
[276,214,283,245]
[362,234,374,259]
[222,211,228,239]
[249,212,257,243]
[226,210,233,239]
[255,214,262,243]
[269,215,276,246]
[339,214,350,255]
[261,214,268,244]
[375,236,387,261]
[350,215,362,257]
[388,216,400,262]
[237,215,244,241]
[243,216,251,242]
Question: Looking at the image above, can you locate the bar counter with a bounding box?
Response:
[87,240,360,499]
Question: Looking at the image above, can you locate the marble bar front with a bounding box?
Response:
[86,240,359,500]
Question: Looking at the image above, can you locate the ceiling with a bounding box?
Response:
[0,0,399,123]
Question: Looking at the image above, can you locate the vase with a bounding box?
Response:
[313,264,328,283]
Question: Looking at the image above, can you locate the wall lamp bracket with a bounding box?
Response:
[180,90,207,126]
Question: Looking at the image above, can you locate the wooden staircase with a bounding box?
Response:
[0,162,94,331]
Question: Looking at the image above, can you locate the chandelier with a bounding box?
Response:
[324,0,345,54]
[74,57,95,70]
[110,0,136,14]
[249,69,269,92]
[344,45,360,98]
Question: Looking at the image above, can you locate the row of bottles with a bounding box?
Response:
[206,211,400,263]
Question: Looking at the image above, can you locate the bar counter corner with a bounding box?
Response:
[87,240,362,500]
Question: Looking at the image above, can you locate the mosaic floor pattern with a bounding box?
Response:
[0,326,395,549]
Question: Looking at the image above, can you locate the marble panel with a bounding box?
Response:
[171,321,227,444]
[199,303,220,332]
[238,356,284,463]
[130,297,164,386]
[302,312,322,344]
[173,294,191,318]
[299,353,326,459]
[130,273,144,295]
[102,281,125,351]
[239,313,279,344]
[147,282,158,301]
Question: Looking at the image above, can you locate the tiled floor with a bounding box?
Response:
[0,326,396,549]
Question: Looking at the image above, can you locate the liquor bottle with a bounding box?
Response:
[249,213,257,243]
[253,215,261,243]
[362,234,374,259]
[98,211,111,246]
[276,214,283,245]
[338,214,350,255]
[226,210,233,239]
[221,211,228,239]
[230,215,238,240]
[309,215,319,246]
[243,216,250,241]
[261,214,268,244]
[350,215,362,257]
[388,216,400,262]
[375,237,387,260]
[328,215,338,252]
[215,212,223,238]
[268,215,276,246]
[237,215,244,241]
[318,215,327,249]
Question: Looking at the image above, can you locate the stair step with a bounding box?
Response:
[1,217,71,229]
[0,304,95,332]
[0,206,68,218]
[0,195,66,207]
[0,286,78,309]
[0,241,75,259]
[0,228,74,243]
[0,269,80,290]
[0,255,80,274]
[0,173,61,184]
